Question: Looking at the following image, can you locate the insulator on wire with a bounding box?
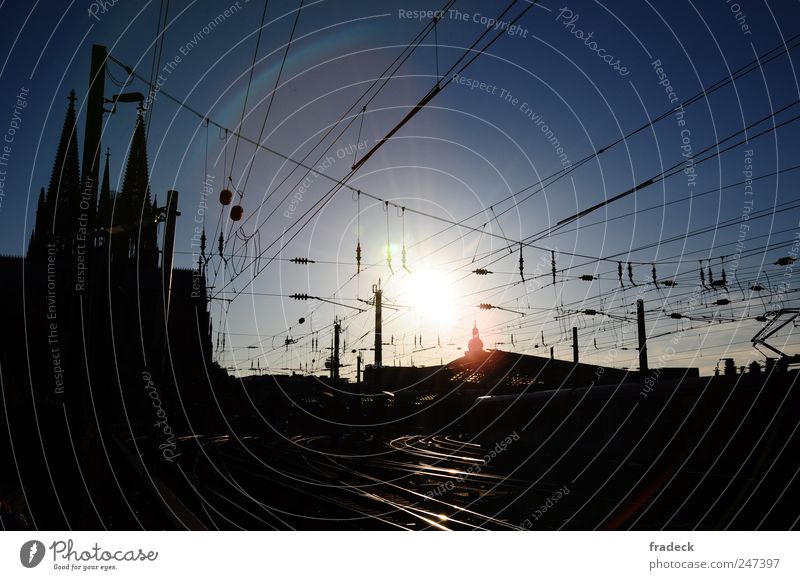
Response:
[218,232,224,258]
[219,189,233,206]
[583,309,598,315]
[618,262,624,287]
[356,241,362,273]
[652,264,659,289]
[473,268,492,275]
[478,303,493,310]
[628,262,636,286]
[385,201,393,273]
[775,256,796,266]
[708,265,715,287]
[663,279,677,287]
[518,244,525,282]
[720,256,727,286]
[552,251,557,286]
[714,298,730,306]
[699,260,707,289]
[290,293,310,300]
[290,257,315,264]
[579,274,595,281]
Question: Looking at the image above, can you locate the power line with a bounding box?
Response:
[239,0,305,198]
[405,31,800,256]
[212,0,539,301]
[228,0,272,186]
[216,0,459,237]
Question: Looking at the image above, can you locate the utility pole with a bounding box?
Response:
[637,298,649,373]
[373,280,383,376]
[82,44,107,224]
[332,318,341,382]
[572,326,579,363]
[75,44,107,430]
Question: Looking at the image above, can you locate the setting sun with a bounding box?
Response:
[399,269,458,327]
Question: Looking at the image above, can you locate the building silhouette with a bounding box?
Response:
[0,85,216,529]
[467,321,484,358]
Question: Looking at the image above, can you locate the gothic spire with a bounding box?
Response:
[29,91,80,258]
[111,110,158,268]
[27,187,49,258]
[47,90,81,226]
[117,111,152,224]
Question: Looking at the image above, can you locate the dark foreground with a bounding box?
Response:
[4,368,798,530]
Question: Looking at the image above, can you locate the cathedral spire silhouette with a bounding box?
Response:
[110,110,158,266]
[28,90,81,258]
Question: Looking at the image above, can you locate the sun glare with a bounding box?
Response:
[401,269,458,327]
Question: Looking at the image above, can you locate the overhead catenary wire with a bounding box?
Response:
[210,0,539,301]
[228,0,272,186]
[454,102,800,280]
[108,13,798,303]
[145,0,170,144]
[537,101,800,239]
[238,0,305,198]
[107,10,800,372]
[220,0,460,237]
[405,31,800,256]
[172,4,457,293]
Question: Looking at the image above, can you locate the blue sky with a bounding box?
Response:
[1,0,799,377]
